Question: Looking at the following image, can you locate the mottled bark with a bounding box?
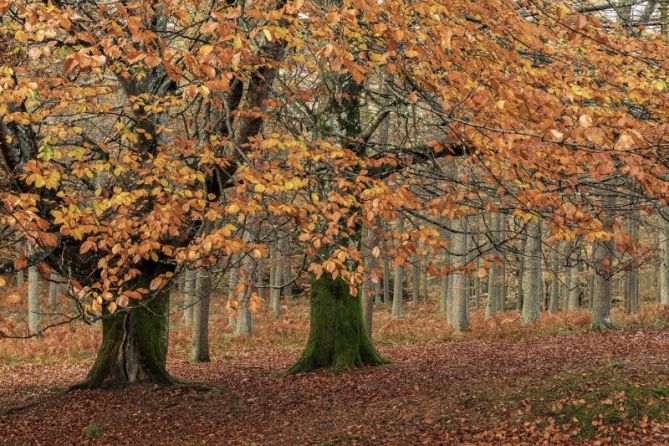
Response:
[522,220,542,324]
[190,270,211,362]
[392,218,404,317]
[182,269,195,326]
[591,193,616,329]
[27,265,40,335]
[451,216,469,331]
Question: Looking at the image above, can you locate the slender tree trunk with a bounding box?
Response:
[486,213,501,318]
[289,273,387,373]
[412,257,421,303]
[183,269,195,326]
[451,216,469,331]
[661,219,669,305]
[228,258,239,327]
[382,249,391,304]
[439,231,451,315]
[421,260,429,302]
[516,228,528,312]
[392,218,404,317]
[17,270,24,288]
[624,218,639,314]
[48,273,59,307]
[281,237,293,298]
[235,253,256,337]
[549,244,560,314]
[522,219,542,323]
[28,265,40,335]
[270,243,282,318]
[361,225,374,339]
[656,227,663,304]
[191,270,211,362]
[591,194,616,329]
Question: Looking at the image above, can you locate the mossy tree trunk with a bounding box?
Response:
[289,273,388,373]
[77,262,174,388]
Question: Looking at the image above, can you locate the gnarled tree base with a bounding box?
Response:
[75,288,173,389]
[289,273,388,374]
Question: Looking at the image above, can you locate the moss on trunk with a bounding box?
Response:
[289,273,388,374]
[75,263,174,389]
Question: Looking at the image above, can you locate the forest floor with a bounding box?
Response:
[3,289,669,445]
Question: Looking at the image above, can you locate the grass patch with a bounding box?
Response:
[534,369,669,438]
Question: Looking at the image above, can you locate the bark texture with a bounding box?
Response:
[289,273,387,373]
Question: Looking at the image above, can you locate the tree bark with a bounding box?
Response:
[182,269,195,326]
[28,265,40,336]
[361,225,374,339]
[48,272,59,308]
[412,257,421,303]
[549,244,560,313]
[235,254,256,337]
[190,270,211,362]
[382,246,391,304]
[660,219,669,305]
[392,218,404,317]
[624,217,639,314]
[591,193,616,329]
[451,216,469,331]
[281,237,293,298]
[515,227,528,312]
[289,273,387,373]
[77,263,174,388]
[270,242,282,318]
[486,213,501,319]
[522,219,542,323]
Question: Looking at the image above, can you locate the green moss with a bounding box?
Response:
[289,273,388,374]
[76,264,174,389]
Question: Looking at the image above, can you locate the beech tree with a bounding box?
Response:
[2,0,669,385]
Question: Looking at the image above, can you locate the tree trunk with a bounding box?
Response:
[549,245,560,313]
[515,228,528,312]
[227,258,239,327]
[289,273,387,373]
[269,240,283,318]
[382,249,391,304]
[28,265,40,335]
[497,219,507,313]
[451,216,469,331]
[78,263,174,388]
[48,272,59,308]
[190,270,210,362]
[281,237,293,298]
[563,240,580,312]
[391,218,404,317]
[624,218,639,314]
[485,214,500,318]
[361,225,374,339]
[660,220,669,305]
[16,269,24,288]
[412,257,421,303]
[439,234,451,315]
[421,259,429,302]
[522,219,542,323]
[591,194,616,329]
[183,269,195,326]
[235,253,256,337]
